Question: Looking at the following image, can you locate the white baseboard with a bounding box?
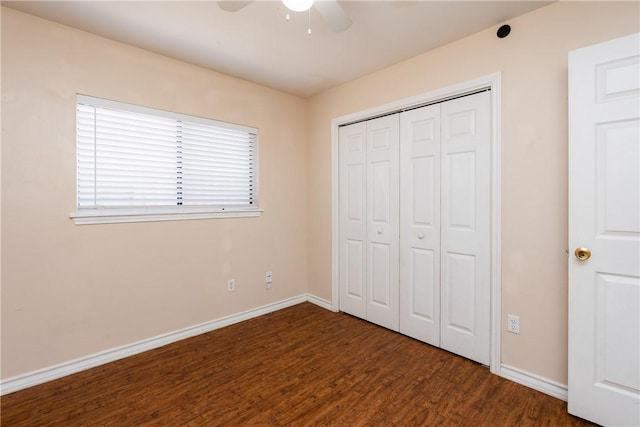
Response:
[500,364,568,401]
[1,294,330,395]
[306,294,334,311]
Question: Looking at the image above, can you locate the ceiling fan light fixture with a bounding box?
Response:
[282,0,314,12]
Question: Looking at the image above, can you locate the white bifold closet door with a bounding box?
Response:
[399,103,442,345]
[339,90,490,364]
[339,114,400,331]
[400,91,491,365]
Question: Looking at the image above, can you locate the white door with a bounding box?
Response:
[338,115,400,330]
[568,33,640,426]
[399,91,491,365]
[439,91,491,365]
[366,114,400,331]
[339,122,367,319]
[399,104,442,345]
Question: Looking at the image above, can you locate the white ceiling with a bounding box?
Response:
[3,1,552,97]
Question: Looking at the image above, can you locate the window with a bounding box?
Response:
[71,95,260,224]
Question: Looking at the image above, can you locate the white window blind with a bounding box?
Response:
[74,95,258,223]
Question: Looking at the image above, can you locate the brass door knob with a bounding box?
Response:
[574,247,591,261]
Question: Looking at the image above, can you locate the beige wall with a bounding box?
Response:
[1,7,308,379]
[307,1,639,384]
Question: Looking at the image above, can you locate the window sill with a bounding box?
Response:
[70,208,263,225]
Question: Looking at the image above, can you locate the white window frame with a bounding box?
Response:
[70,95,261,225]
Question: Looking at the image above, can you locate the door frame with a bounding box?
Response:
[331,72,502,374]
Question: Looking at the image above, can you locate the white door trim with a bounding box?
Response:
[331,72,502,374]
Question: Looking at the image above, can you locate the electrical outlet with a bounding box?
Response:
[266,271,272,289]
[227,279,235,292]
[507,314,520,334]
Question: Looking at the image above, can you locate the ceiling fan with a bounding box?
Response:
[217,0,352,33]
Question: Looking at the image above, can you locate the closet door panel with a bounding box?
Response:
[366,114,400,331]
[345,240,364,300]
[371,162,391,222]
[409,248,436,318]
[440,91,491,365]
[399,105,441,344]
[447,151,476,229]
[371,243,391,306]
[446,252,476,333]
[339,122,367,319]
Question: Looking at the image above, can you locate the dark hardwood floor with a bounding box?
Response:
[1,302,594,426]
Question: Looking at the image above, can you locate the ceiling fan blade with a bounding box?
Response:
[314,0,351,32]
[217,1,254,12]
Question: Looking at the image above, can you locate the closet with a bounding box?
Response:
[338,90,491,365]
